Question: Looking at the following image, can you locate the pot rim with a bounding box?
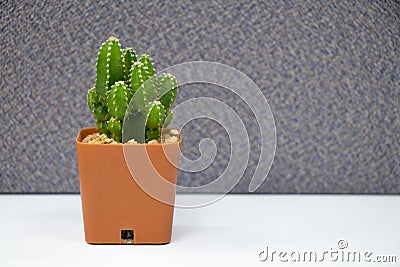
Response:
[76,127,181,146]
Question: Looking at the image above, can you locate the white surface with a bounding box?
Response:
[0,194,399,267]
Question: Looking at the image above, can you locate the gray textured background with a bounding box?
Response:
[1,0,399,193]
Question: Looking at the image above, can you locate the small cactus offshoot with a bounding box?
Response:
[87,37,177,143]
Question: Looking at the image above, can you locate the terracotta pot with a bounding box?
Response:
[76,127,181,244]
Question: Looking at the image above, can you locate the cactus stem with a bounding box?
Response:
[90,37,176,143]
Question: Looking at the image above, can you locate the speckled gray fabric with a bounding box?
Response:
[1,0,399,193]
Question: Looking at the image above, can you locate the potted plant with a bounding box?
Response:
[76,37,181,244]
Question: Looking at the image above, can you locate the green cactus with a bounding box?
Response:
[97,121,110,136]
[87,37,178,143]
[129,62,145,98]
[125,73,177,143]
[146,101,165,129]
[95,37,124,105]
[140,54,154,80]
[107,81,128,121]
[123,48,136,82]
[107,117,122,143]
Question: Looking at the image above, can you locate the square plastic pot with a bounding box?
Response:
[76,127,181,244]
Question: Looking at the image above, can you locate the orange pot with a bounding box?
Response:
[76,127,181,244]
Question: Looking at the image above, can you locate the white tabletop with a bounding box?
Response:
[0,194,399,267]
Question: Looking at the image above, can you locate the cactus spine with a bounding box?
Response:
[87,37,177,143]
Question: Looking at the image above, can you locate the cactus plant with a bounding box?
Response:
[87,37,177,143]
